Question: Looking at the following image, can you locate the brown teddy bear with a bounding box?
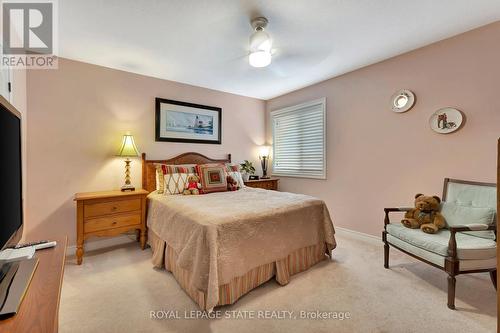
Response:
[227,175,239,191]
[183,174,202,195]
[401,193,445,234]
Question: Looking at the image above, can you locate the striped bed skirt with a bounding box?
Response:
[149,230,328,310]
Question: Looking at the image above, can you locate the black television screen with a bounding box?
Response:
[0,100,22,250]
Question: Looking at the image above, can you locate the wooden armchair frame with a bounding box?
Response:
[382,178,497,310]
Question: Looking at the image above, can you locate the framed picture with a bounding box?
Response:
[249,175,260,180]
[155,98,222,144]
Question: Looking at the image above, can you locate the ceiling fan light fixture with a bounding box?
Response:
[249,50,272,68]
[250,30,272,52]
[249,17,272,68]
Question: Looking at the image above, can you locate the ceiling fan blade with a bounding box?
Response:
[267,49,329,78]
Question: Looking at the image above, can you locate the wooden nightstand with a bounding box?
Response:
[74,189,148,265]
[244,178,279,190]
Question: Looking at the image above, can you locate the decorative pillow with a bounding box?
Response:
[196,164,228,194]
[225,164,245,189]
[155,164,196,194]
[226,175,239,191]
[163,172,197,195]
[441,202,496,239]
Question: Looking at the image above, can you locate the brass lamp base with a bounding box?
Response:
[121,184,135,192]
[121,158,135,191]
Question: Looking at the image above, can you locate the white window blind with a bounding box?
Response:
[271,98,326,179]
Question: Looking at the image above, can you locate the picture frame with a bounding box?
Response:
[155,98,222,144]
[248,175,260,180]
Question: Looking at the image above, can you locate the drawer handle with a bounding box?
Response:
[111,206,117,211]
[112,221,117,225]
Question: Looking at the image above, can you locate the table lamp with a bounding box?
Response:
[259,145,271,179]
[117,133,140,191]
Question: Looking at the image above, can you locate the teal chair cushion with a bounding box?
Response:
[386,223,496,260]
[441,202,496,239]
[445,181,496,208]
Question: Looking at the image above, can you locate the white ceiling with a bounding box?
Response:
[59,0,500,100]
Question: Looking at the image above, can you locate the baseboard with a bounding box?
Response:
[335,226,380,245]
[66,234,136,257]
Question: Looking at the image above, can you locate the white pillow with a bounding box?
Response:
[225,164,245,189]
[441,202,496,239]
[228,171,244,189]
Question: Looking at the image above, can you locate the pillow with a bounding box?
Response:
[155,164,196,194]
[163,172,197,195]
[225,164,245,189]
[441,202,496,239]
[196,164,228,194]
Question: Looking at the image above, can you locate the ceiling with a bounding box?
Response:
[59,0,500,100]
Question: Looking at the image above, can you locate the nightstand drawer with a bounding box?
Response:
[84,212,141,233]
[262,182,274,190]
[84,198,141,218]
[244,179,279,191]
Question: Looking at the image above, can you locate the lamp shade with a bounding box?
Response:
[117,134,139,157]
[259,145,270,158]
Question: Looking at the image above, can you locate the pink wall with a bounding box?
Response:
[26,58,265,245]
[266,22,500,237]
[26,21,500,243]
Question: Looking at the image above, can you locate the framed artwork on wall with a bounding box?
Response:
[155,98,222,144]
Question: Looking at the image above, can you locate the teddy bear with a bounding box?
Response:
[227,175,239,191]
[401,193,446,234]
[183,174,202,195]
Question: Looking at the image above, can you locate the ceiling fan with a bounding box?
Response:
[243,15,332,76]
[248,17,272,68]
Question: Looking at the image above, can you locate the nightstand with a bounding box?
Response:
[244,178,279,191]
[74,189,148,265]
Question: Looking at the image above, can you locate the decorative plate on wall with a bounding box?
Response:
[390,89,415,113]
[429,107,464,134]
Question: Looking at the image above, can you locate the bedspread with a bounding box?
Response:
[147,187,336,311]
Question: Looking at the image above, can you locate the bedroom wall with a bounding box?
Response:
[266,21,500,237]
[26,58,265,245]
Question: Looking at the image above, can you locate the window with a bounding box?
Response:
[271,98,326,179]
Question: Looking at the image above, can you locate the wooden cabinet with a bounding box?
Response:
[0,237,67,333]
[244,178,279,191]
[74,189,148,265]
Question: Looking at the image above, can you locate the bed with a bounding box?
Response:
[142,152,336,311]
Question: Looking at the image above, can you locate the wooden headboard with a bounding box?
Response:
[141,152,232,193]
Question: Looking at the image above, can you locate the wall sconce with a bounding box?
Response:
[259,145,271,179]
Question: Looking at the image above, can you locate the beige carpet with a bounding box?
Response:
[60,231,496,333]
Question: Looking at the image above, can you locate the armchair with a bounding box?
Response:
[382,178,497,309]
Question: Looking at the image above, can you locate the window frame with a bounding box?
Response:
[271,97,327,180]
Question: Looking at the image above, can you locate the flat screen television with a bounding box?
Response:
[0,96,38,320]
[0,95,23,250]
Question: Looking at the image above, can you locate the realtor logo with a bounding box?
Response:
[1,1,58,69]
[3,2,53,54]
